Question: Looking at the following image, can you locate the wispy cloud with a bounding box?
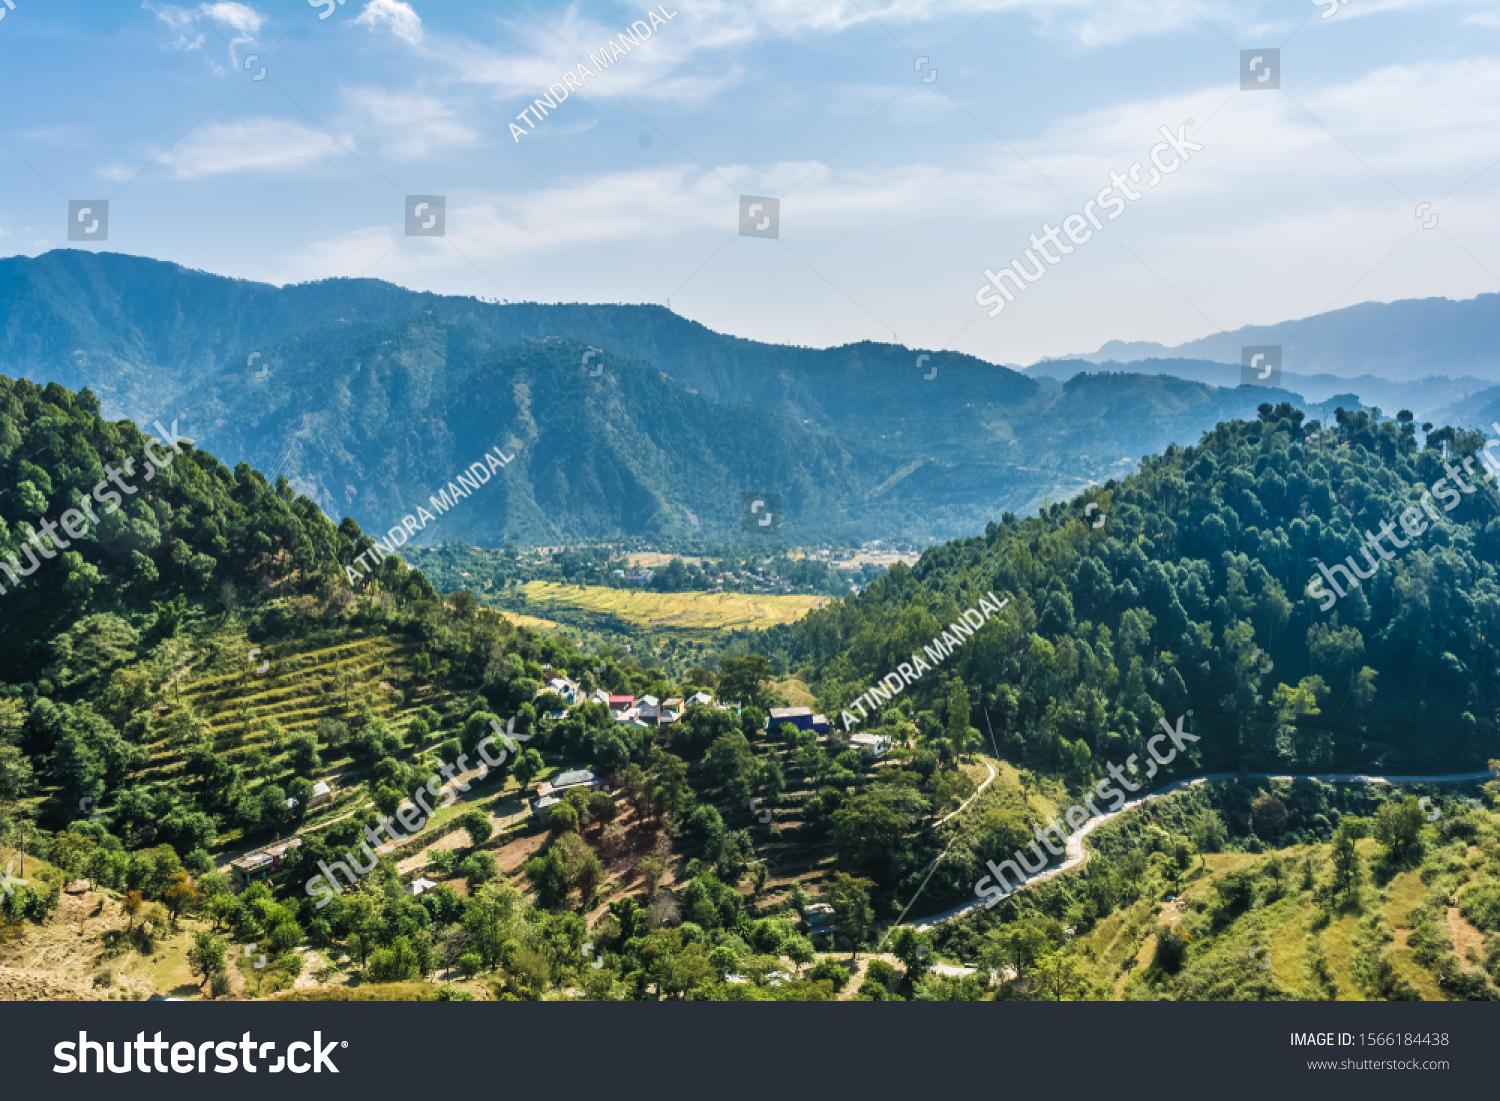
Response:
[341,86,478,160]
[155,118,347,177]
[143,1,265,71]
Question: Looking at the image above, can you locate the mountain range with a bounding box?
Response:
[1043,293,1500,382]
[2,249,1495,545]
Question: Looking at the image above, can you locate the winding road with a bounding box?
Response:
[908,768,1491,932]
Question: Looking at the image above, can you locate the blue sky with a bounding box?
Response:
[2,0,1499,366]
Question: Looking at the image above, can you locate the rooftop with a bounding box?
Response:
[229,836,301,871]
[769,706,813,719]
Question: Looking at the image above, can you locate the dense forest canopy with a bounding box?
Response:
[768,402,1500,778]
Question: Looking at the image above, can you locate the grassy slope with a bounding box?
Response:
[1074,828,1494,1000]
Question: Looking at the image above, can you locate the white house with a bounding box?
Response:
[543,676,581,703]
[850,732,892,758]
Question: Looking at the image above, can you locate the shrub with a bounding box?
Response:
[808,958,849,990]
[459,851,497,889]
[1460,883,1500,932]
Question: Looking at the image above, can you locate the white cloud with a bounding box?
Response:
[341,86,478,160]
[143,1,265,70]
[156,118,347,177]
[353,0,423,45]
[441,7,734,103]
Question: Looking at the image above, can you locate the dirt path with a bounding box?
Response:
[1446,899,1485,965]
[934,759,997,826]
[216,759,519,877]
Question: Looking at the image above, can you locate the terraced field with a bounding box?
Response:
[154,630,456,843]
[173,632,444,755]
[496,581,827,638]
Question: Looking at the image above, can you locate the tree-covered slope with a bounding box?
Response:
[767,401,1500,778]
[168,317,911,545]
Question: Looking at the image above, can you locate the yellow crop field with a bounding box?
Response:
[503,580,827,634]
[496,610,564,632]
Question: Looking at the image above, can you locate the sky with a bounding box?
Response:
[1,0,1499,366]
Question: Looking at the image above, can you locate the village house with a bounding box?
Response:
[229,837,302,888]
[532,768,604,823]
[766,706,830,734]
[850,732,893,758]
[801,902,839,934]
[540,675,581,703]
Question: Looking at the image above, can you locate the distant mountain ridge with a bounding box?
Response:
[1026,358,1490,420]
[1041,293,1500,382]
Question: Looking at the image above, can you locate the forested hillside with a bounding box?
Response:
[769,401,1500,778]
[0,250,1350,543]
[6,379,1500,1003]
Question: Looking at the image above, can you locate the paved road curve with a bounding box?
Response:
[908,768,1491,931]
